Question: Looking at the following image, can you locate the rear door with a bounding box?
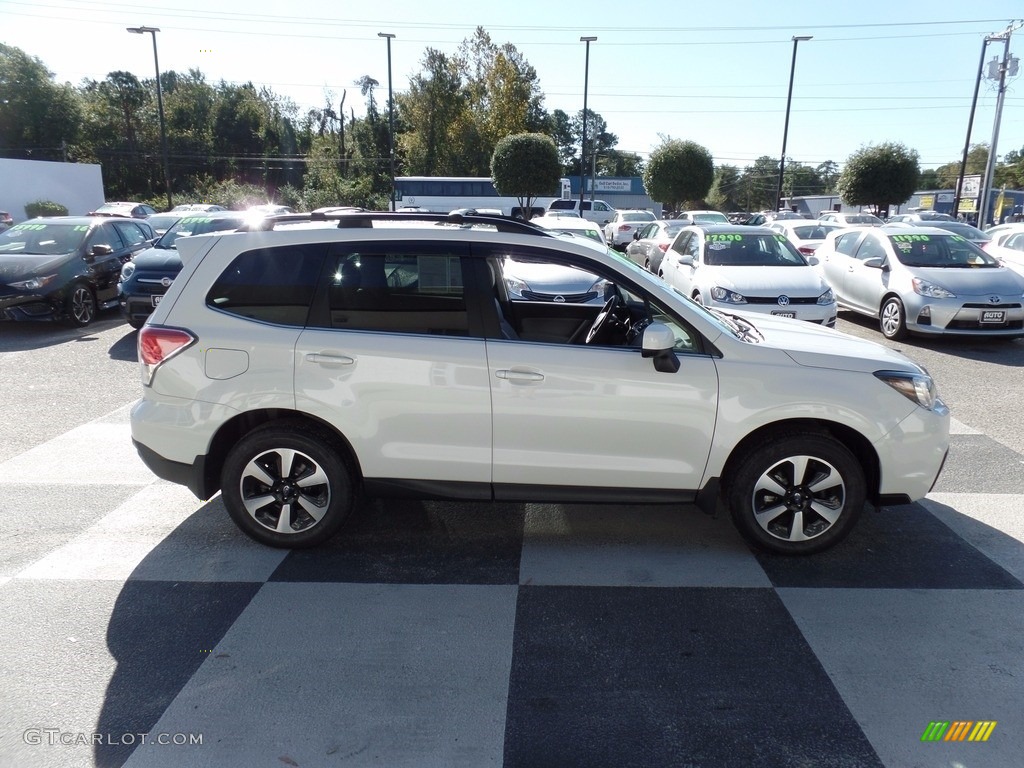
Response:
[295,241,493,488]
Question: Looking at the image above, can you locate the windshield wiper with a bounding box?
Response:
[713,309,764,342]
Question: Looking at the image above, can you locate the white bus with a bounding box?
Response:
[394,176,572,218]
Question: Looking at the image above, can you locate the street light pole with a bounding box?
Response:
[953,36,991,218]
[127,26,172,210]
[378,32,396,212]
[579,36,597,209]
[978,24,1018,227]
[776,35,811,212]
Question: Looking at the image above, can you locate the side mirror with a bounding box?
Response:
[807,255,820,266]
[677,254,695,267]
[89,244,114,257]
[633,231,641,241]
[640,323,680,373]
[863,256,886,270]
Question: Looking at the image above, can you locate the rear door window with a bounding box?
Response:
[312,246,469,336]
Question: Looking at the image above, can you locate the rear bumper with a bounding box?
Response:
[133,439,210,500]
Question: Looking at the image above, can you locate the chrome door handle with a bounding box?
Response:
[305,353,354,366]
[496,369,544,382]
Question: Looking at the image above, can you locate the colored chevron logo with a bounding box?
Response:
[921,721,997,742]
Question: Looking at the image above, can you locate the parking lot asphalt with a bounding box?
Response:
[0,315,1022,768]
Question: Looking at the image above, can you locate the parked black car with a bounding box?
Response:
[119,210,253,328]
[0,216,155,326]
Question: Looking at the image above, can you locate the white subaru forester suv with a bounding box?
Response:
[130,212,950,556]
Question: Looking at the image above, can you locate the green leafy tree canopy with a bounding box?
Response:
[491,132,561,218]
[642,139,714,212]
[838,142,920,214]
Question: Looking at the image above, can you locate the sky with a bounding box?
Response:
[2,0,1023,173]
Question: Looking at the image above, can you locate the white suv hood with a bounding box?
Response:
[731,311,922,373]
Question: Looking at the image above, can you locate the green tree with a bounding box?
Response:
[917,168,940,189]
[737,155,780,212]
[0,44,81,159]
[783,161,823,198]
[397,48,467,175]
[838,142,920,215]
[706,165,742,212]
[599,149,644,178]
[935,144,988,188]
[491,133,561,219]
[642,139,714,212]
[816,160,840,195]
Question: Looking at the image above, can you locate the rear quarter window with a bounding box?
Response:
[206,244,325,326]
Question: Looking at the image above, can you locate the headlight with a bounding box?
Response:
[817,287,835,305]
[120,262,136,282]
[505,276,530,299]
[710,286,747,304]
[9,274,58,291]
[912,277,955,299]
[874,370,941,410]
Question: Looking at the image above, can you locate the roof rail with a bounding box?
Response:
[246,210,558,237]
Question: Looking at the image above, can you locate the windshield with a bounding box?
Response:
[888,233,1001,268]
[928,222,989,241]
[622,212,656,223]
[703,233,808,266]
[0,222,88,255]
[157,215,248,249]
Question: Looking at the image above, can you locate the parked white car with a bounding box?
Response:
[660,225,837,326]
[768,220,845,257]
[817,211,884,227]
[603,209,658,251]
[546,198,616,225]
[531,214,607,245]
[982,223,1024,277]
[814,226,1024,339]
[130,210,949,556]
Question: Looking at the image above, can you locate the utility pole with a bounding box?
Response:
[978,20,1021,227]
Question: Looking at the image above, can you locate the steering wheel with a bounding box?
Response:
[585,294,622,344]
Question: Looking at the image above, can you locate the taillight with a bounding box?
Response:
[658,243,670,252]
[798,246,816,255]
[618,224,631,231]
[138,326,196,386]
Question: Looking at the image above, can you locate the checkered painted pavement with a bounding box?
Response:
[1,407,1022,767]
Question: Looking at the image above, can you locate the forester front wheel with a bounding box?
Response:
[726,433,866,555]
[221,424,354,548]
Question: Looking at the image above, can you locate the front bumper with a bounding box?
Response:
[903,295,1024,336]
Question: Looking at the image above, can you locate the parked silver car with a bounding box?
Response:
[814,226,1024,339]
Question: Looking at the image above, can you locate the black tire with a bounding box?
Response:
[879,296,908,340]
[725,432,866,555]
[126,315,145,330]
[221,423,354,548]
[66,282,96,327]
